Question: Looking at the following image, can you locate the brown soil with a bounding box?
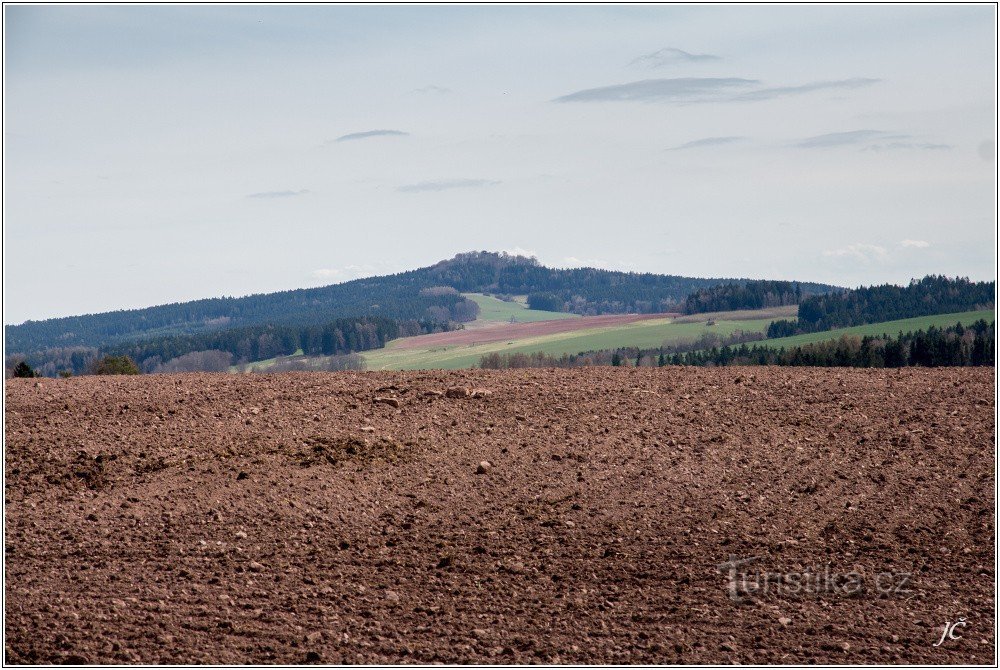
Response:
[4,368,995,664]
[393,313,676,349]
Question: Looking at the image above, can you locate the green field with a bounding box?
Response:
[362,307,792,371]
[464,293,577,323]
[239,307,994,373]
[758,310,995,350]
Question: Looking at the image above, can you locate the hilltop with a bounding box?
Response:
[4,252,840,375]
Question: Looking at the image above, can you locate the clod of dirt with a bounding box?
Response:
[296,436,407,468]
[778,617,792,626]
[446,386,471,398]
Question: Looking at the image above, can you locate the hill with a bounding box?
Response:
[253,306,793,372]
[5,252,841,375]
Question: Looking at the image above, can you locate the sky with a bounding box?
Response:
[4,4,997,324]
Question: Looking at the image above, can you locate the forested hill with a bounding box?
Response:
[766,275,996,337]
[6,251,840,354]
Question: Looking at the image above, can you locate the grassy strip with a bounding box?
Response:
[753,310,995,350]
[463,293,577,323]
[363,316,777,370]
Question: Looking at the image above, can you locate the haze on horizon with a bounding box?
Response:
[4,4,997,324]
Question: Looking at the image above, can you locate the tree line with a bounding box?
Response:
[6,251,840,355]
[479,320,995,369]
[681,281,804,314]
[767,275,994,336]
[8,316,428,377]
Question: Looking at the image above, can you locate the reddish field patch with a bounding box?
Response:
[394,312,678,350]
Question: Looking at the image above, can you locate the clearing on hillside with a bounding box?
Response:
[463,293,578,325]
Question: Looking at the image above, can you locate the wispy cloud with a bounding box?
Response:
[795,130,908,148]
[668,136,744,151]
[734,78,879,102]
[311,264,379,282]
[411,85,451,94]
[901,239,931,248]
[562,256,611,268]
[979,140,996,161]
[554,78,758,103]
[332,129,409,143]
[630,47,721,68]
[822,244,888,262]
[246,189,309,199]
[503,246,538,259]
[863,142,952,152]
[398,178,500,193]
[555,77,877,104]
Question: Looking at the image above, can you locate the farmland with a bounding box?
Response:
[361,306,795,370]
[5,367,994,664]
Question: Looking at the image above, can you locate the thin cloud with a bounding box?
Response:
[411,85,451,94]
[630,47,721,68]
[734,77,879,102]
[554,78,758,103]
[668,136,744,151]
[333,129,409,143]
[555,77,877,104]
[311,265,380,284]
[503,246,538,259]
[795,130,908,149]
[822,244,888,262]
[562,256,611,268]
[398,178,500,193]
[863,142,952,152]
[901,239,931,248]
[246,189,309,199]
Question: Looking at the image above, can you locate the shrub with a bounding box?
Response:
[13,361,36,378]
[93,355,141,375]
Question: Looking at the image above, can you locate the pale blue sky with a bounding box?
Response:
[4,5,996,323]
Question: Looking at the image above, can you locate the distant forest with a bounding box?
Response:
[9,253,990,377]
[767,275,995,337]
[480,320,995,369]
[9,316,427,377]
[6,251,838,353]
[5,251,841,376]
[682,280,813,314]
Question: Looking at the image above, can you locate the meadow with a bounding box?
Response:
[758,309,994,350]
[361,306,794,370]
[463,293,578,324]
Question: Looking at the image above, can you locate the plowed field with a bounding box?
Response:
[4,368,995,664]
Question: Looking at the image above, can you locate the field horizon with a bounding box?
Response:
[6,367,994,664]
